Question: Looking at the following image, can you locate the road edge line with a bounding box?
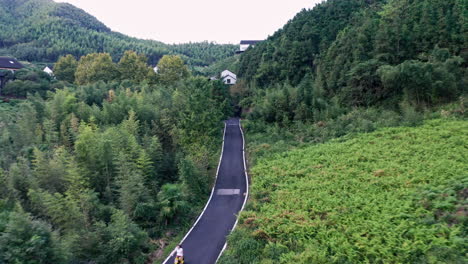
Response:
[162,121,227,264]
[215,118,250,263]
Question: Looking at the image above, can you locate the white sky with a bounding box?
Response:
[54,0,322,44]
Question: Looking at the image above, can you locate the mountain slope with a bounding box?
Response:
[238,0,466,91]
[238,0,385,86]
[237,0,466,127]
[0,0,236,66]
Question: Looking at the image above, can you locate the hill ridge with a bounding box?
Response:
[0,0,236,66]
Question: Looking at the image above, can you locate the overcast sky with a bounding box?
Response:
[54,0,322,44]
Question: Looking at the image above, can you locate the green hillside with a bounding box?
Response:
[0,0,466,262]
[223,0,467,262]
[237,0,466,114]
[220,118,467,263]
[196,54,240,77]
[0,0,236,66]
[238,0,379,86]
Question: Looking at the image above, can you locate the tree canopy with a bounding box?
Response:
[156,55,190,85]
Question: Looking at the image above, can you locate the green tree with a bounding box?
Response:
[75,53,118,85]
[156,55,190,85]
[115,153,150,219]
[0,207,67,264]
[102,209,148,264]
[118,50,150,82]
[143,136,163,180]
[32,148,67,194]
[54,54,78,83]
[178,157,209,201]
[136,149,156,188]
[6,158,35,205]
[121,110,140,137]
[157,183,188,226]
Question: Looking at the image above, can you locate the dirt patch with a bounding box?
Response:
[146,238,169,264]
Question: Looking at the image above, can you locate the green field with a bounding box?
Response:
[221,119,467,263]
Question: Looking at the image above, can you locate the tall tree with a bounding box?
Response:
[54,54,78,83]
[75,53,118,85]
[156,55,190,85]
[117,51,150,82]
[0,207,67,264]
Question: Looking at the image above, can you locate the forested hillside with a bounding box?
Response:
[0,51,232,263]
[220,0,467,263]
[0,0,237,67]
[0,0,466,263]
[239,0,375,86]
[238,0,466,115]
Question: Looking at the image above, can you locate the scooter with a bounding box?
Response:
[175,256,184,264]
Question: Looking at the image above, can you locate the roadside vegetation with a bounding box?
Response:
[0,0,466,263]
[220,0,467,263]
[220,117,467,263]
[0,52,232,264]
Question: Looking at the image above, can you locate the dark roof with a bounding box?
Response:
[0,57,24,70]
[240,40,262,45]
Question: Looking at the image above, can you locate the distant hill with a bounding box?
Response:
[0,0,236,66]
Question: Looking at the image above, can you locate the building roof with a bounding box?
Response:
[221,70,237,79]
[43,66,54,75]
[240,40,262,45]
[222,74,237,81]
[0,57,24,70]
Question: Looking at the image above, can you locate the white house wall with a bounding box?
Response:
[240,44,250,51]
[223,76,236,85]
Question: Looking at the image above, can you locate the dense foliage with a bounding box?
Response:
[194,54,241,77]
[1,0,467,262]
[0,0,236,67]
[220,118,467,263]
[221,0,468,262]
[237,0,466,116]
[2,67,55,97]
[170,42,239,68]
[0,53,232,263]
[0,51,193,98]
[239,0,373,86]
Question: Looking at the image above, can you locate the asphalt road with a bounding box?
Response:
[163,118,248,264]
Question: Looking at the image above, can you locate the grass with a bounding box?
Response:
[220,118,467,263]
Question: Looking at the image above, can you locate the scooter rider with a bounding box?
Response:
[174,245,184,264]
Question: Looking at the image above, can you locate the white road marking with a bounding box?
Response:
[162,122,227,264]
[215,119,250,263]
[217,189,240,195]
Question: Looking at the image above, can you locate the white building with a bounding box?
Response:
[43,66,53,76]
[239,40,262,52]
[221,70,237,85]
[153,66,158,73]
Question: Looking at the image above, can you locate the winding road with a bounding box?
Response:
[162,118,249,264]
